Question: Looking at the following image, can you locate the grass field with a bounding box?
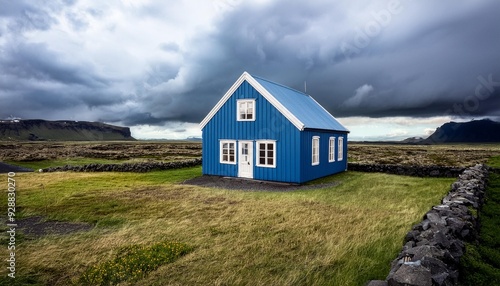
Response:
[0,141,202,168]
[460,173,500,285]
[459,156,500,285]
[349,143,500,167]
[2,142,500,169]
[0,166,455,285]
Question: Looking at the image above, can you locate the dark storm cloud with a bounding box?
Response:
[324,0,500,118]
[0,41,124,120]
[154,0,500,125]
[116,112,168,127]
[1,0,500,128]
[1,42,107,87]
[142,62,180,88]
[134,1,334,125]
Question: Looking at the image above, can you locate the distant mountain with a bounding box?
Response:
[0,119,135,141]
[423,119,500,144]
[185,136,202,142]
[401,137,426,144]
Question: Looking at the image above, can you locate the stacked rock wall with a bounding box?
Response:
[41,158,202,173]
[367,164,489,286]
[40,161,475,177]
[348,163,464,178]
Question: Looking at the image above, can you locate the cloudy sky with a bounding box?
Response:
[1,0,499,140]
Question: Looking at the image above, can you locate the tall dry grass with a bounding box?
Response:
[0,167,454,285]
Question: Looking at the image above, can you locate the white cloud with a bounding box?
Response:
[424,128,436,136]
[338,116,459,141]
[342,84,374,108]
[386,128,408,138]
[131,122,200,139]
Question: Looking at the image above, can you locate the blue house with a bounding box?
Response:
[199,72,349,184]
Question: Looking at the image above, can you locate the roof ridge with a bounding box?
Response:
[200,72,349,133]
[251,74,309,97]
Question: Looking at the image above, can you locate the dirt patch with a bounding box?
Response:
[182,175,340,191]
[0,162,33,173]
[17,216,94,238]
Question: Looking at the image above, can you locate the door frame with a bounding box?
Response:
[238,140,253,178]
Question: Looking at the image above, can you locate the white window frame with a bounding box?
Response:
[237,99,256,121]
[220,140,236,164]
[329,136,335,163]
[256,140,276,168]
[312,136,320,166]
[338,136,344,161]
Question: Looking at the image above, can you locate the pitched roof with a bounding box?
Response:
[199,72,349,132]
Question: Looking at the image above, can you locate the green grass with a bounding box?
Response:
[0,167,454,285]
[14,167,202,222]
[79,241,192,285]
[460,172,500,285]
[488,155,500,168]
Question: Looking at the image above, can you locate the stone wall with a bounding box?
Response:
[40,160,473,177]
[348,163,465,178]
[40,158,202,173]
[367,164,489,286]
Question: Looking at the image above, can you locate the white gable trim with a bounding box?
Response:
[245,74,305,131]
[199,72,305,131]
[199,72,247,130]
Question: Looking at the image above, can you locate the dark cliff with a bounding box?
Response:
[0,119,135,141]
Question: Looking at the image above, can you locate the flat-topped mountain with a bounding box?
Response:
[0,119,135,141]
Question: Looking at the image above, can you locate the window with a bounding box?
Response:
[256,140,276,168]
[220,140,236,164]
[312,136,319,166]
[338,136,344,161]
[329,137,335,162]
[237,99,255,121]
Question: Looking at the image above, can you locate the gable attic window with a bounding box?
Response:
[312,136,320,166]
[220,140,236,164]
[237,99,255,121]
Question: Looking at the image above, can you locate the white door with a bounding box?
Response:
[238,141,253,178]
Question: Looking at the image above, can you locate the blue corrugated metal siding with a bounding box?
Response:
[202,81,302,183]
[299,130,348,183]
[253,76,349,132]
